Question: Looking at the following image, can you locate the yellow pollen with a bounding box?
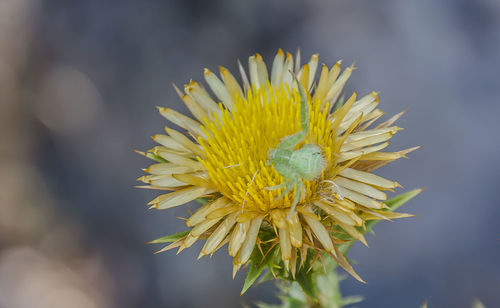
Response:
[198,84,335,213]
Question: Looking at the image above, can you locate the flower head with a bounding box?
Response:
[138,49,418,283]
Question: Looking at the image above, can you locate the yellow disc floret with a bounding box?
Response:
[198,84,332,213]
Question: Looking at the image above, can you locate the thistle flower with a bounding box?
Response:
[138,49,418,285]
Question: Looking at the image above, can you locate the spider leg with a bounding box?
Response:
[287,180,303,221]
[274,180,295,201]
[265,183,287,191]
[275,72,309,152]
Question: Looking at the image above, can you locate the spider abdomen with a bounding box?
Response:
[290,144,325,181]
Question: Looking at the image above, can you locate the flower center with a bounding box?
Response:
[198,85,334,213]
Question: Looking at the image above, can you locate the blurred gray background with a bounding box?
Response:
[1,0,499,307]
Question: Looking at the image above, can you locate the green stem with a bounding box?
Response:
[271,264,360,308]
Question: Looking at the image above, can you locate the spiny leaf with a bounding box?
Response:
[241,266,265,295]
[257,269,276,285]
[295,269,316,300]
[365,188,422,233]
[241,245,279,295]
[291,250,319,299]
[148,230,189,244]
[385,188,423,210]
[339,188,422,255]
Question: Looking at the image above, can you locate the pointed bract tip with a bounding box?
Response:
[177,245,186,255]
[172,83,184,98]
[232,264,241,279]
[219,65,227,74]
[360,237,369,247]
[327,247,337,258]
[171,82,181,91]
[134,185,152,189]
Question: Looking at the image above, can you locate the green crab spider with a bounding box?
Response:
[266,73,325,220]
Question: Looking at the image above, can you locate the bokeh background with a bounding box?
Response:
[1,0,499,307]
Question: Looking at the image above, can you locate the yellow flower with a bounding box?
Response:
[138,49,418,282]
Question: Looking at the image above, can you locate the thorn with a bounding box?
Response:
[176,245,186,255]
[294,47,301,73]
[233,264,241,279]
[172,83,183,98]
